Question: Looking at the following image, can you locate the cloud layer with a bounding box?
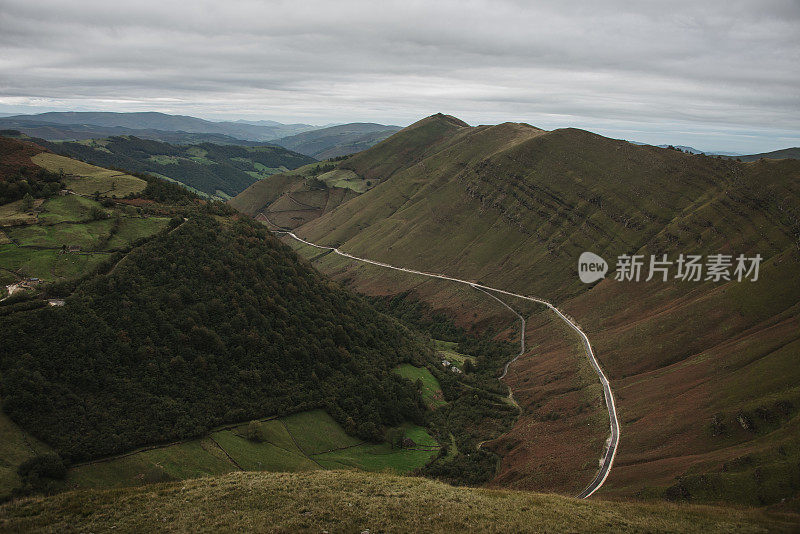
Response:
[0,0,798,152]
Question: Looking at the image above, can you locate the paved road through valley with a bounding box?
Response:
[278,231,619,499]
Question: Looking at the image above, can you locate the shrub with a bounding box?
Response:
[244,421,264,442]
[18,454,67,481]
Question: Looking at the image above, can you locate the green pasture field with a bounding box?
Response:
[0,411,54,501]
[31,153,146,197]
[7,219,114,250]
[313,424,439,473]
[105,217,170,250]
[147,155,180,165]
[393,364,446,408]
[66,439,236,491]
[0,244,109,281]
[281,409,362,454]
[0,199,38,227]
[210,430,318,472]
[37,195,102,224]
[318,169,370,193]
[433,340,476,368]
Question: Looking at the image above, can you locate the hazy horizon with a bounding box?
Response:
[1,0,798,153]
[0,107,790,155]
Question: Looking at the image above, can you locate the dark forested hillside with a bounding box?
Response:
[32,136,315,198]
[0,215,427,461]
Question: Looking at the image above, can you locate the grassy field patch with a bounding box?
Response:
[0,411,54,501]
[38,195,102,224]
[0,244,108,281]
[67,439,236,491]
[0,199,38,227]
[393,364,446,408]
[314,442,438,472]
[210,430,318,472]
[8,219,115,250]
[432,339,475,368]
[281,410,362,454]
[319,169,370,193]
[105,217,170,250]
[31,153,146,197]
[147,155,180,165]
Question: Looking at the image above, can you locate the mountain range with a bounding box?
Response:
[0,112,317,141]
[0,112,403,160]
[235,113,800,506]
[1,114,799,529]
[271,122,402,159]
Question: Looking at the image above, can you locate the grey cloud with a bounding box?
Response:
[0,0,798,152]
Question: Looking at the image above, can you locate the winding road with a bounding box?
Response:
[277,230,619,499]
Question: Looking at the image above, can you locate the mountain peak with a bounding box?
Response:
[420,113,470,128]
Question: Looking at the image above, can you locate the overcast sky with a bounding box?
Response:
[1,0,798,152]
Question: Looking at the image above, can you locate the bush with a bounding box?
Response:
[18,454,67,481]
[386,428,404,449]
[90,206,110,220]
[244,420,264,442]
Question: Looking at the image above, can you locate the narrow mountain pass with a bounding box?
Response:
[278,231,619,499]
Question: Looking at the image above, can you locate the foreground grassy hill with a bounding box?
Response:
[1,470,795,533]
[237,114,800,505]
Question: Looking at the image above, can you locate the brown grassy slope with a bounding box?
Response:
[1,470,795,533]
[229,167,359,230]
[281,115,800,504]
[225,172,299,216]
[337,113,471,183]
[0,136,47,181]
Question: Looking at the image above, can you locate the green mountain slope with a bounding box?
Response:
[249,114,800,505]
[272,122,402,159]
[1,470,794,533]
[31,136,316,198]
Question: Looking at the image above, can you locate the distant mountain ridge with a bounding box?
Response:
[0,112,318,142]
[272,123,402,159]
[0,121,274,146]
[721,147,800,162]
[656,144,741,156]
[0,113,404,158]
